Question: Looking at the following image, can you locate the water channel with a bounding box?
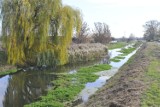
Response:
[0,45,139,107]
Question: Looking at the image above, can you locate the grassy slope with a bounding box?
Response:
[25,64,112,107]
[141,49,160,106]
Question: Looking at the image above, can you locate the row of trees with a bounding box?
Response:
[73,22,112,44]
[143,20,160,41]
[0,0,82,66]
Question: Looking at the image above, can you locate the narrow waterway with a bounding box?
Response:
[77,45,139,105]
[0,60,101,107]
[0,45,139,107]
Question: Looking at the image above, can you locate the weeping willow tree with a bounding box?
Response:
[0,0,82,66]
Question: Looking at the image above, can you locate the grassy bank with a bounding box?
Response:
[0,68,17,76]
[25,64,112,107]
[85,42,160,107]
[85,43,150,107]
[141,59,160,106]
[139,42,160,107]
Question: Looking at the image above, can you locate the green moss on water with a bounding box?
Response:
[78,64,112,73]
[110,58,121,62]
[141,60,160,107]
[110,46,136,63]
[115,56,125,59]
[24,64,112,107]
[119,47,136,55]
[110,55,125,62]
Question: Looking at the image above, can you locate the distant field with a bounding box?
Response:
[107,42,127,49]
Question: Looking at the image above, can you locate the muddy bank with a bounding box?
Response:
[85,43,150,107]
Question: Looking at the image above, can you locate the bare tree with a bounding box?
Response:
[93,22,111,44]
[73,22,90,43]
[143,20,160,41]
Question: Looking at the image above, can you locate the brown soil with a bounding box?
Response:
[85,43,152,107]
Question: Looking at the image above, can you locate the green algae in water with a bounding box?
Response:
[24,64,112,107]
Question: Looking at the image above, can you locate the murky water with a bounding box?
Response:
[0,60,101,107]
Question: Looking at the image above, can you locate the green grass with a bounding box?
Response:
[107,42,127,50]
[110,58,121,62]
[141,60,160,107]
[110,46,136,63]
[119,47,136,55]
[115,56,125,59]
[110,56,125,62]
[0,69,17,76]
[25,64,112,107]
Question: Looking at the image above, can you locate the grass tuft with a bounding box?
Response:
[119,47,136,55]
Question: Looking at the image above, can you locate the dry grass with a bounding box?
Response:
[68,43,108,63]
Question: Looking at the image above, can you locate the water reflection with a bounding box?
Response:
[78,47,138,104]
[0,58,104,107]
[2,71,56,107]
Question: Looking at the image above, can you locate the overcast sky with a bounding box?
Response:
[1,1,160,37]
[62,0,160,38]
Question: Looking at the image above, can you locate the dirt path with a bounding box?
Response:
[84,42,157,107]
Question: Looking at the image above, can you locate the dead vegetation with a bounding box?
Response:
[68,43,108,63]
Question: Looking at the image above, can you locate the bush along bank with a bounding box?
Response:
[68,43,108,63]
[24,64,112,107]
